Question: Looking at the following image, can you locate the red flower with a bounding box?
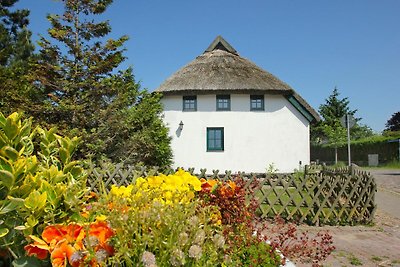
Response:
[24,243,49,260]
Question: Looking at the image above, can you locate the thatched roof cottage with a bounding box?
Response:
[156,36,319,173]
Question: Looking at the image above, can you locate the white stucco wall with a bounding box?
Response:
[161,94,310,173]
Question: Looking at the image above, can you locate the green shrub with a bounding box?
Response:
[0,112,87,264]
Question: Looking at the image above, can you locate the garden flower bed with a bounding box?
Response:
[0,112,334,266]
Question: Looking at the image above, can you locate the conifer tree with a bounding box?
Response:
[0,0,34,66]
[0,0,36,115]
[32,0,172,167]
[312,87,373,144]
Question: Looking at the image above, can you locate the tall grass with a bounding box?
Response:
[382,160,400,169]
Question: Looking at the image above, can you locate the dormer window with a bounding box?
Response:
[183,96,197,111]
[216,95,230,111]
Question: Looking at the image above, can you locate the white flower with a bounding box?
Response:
[142,251,157,267]
[193,229,205,245]
[213,233,225,248]
[188,245,202,260]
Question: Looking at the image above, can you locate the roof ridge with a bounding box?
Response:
[205,35,238,55]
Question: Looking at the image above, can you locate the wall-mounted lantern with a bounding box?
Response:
[179,121,184,130]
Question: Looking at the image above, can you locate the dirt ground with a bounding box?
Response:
[296,169,400,267]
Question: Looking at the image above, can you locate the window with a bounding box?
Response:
[250,95,264,111]
[207,127,224,151]
[216,95,230,111]
[183,96,197,111]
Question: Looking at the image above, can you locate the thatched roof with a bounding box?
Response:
[156,36,320,122]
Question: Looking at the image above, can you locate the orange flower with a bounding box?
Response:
[88,221,115,255]
[42,224,83,245]
[50,241,76,267]
[227,180,237,191]
[26,222,114,266]
[200,178,219,193]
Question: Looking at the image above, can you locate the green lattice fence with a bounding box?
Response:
[88,165,376,226]
[256,166,376,225]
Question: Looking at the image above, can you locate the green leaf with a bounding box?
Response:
[20,136,34,156]
[0,112,5,127]
[12,256,43,267]
[70,166,83,178]
[0,170,15,189]
[41,181,58,208]
[59,147,70,164]
[25,215,38,228]
[0,198,24,214]
[1,146,19,161]
[4,115,19,141]
[63,161,79,174]
[24,191,47,210]
[0,227,9,237]
[19,119,32,138]
[0,155,13,172]
[0,131,7,147]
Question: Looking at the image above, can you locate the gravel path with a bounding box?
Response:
[297,168,400,267]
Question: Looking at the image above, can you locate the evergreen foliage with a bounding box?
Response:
[385,111,400,132]
[27,0,172,167]
[0,0,34,67]
[312,87,374,145]
[0,0,38,116]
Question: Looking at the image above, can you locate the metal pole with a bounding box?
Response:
[347,114,351,166]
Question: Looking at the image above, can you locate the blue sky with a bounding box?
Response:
[17,0,400,132]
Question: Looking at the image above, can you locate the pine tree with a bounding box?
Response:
[318,87,357,125]
[32,0,172,167]
[0,0,36,115]
[312,87,373,144]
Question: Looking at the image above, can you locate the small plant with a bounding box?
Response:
[257,216,335,267]
[370,255,382,262]
[266,163,279,174]
[348,253,363,265]
[198,176,282,266]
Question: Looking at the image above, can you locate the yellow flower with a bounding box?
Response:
[147,175,164,187]
[96,214,107,221]
[110,185,133,198]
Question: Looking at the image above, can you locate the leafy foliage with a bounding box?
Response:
[264,216,335,267]
[29,0,172,167]
[198,177,334,266]
[320,121,347,164]
[318,87,357,126]
[0,0,34,67]
[0,112,87,264]
[385,111,400,132]
[0,0,38,116]
[312,87,374,145]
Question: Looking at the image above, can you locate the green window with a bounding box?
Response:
[216,95,230,111]
[250,95,264,111]
[183,96,197,111]
[207,127,224,151]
